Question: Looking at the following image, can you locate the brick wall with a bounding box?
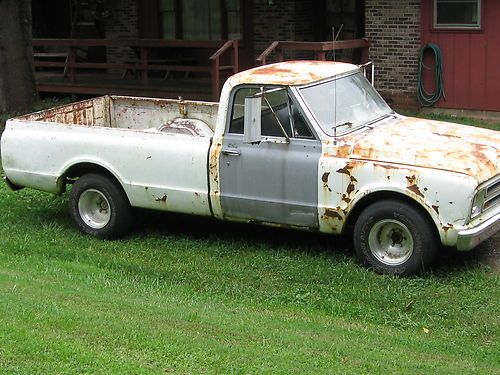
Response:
[253,0,316,63]
[365,0,421,109]
[104,0,138,65]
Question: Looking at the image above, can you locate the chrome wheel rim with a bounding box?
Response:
[368,219,414,266]
[78,189,111,229]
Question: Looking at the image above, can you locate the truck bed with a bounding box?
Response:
[1,96,218,217]
[15,95,219,136]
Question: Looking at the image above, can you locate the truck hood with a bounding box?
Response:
[345,116,500,184]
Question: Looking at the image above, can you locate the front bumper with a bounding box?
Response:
[456,212,500,251]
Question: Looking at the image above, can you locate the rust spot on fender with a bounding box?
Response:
[322,172,332,192]
[373,163,395,170]
[155,194,168,203]
[346,181,356,195]
[405,175,417,185]
[405,174,425,198]
[336,165,352,175]
[341,194,351,204]
[336,163,358,197]
[442,224,454,232]
[407,184,425,199]
[323,208,343,221]
[432,205,439,215]
[336,144,353,158]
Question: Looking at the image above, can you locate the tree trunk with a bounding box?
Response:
[0,0,37,113]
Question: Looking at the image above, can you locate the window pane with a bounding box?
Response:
[436,0,480,26]
[162,13,176,39]
[290,98,313,138]
[230,88,259,134]
[229,87,292,138]
[209,0,222,40]
[261,90,291,137]
[227,11,241,40]
[180,0,222,40]
[160,0,175,38]
[226,0,240,11]
[161,0,174,11]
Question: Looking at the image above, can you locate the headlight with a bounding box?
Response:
[470,189,486,219]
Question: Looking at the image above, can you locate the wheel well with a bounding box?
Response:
[344,191,439,238]
[61,163,125,196]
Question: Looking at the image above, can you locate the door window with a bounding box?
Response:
[229,87,314,139]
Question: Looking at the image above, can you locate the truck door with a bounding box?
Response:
[219,87,321,228]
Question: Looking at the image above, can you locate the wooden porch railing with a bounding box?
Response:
[257,38,370,65]
[32,39,239,100]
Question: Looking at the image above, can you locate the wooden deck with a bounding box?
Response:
[36,72,214,101]
[33,39,239,101]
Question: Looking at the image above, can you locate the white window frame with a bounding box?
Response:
[433,0,482,29]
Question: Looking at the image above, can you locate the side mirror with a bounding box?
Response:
[243,96,261,144]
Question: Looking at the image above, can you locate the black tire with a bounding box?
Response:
[69,173,133,239]
[353,200,438,276]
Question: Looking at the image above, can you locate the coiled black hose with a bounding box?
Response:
[417,43,445,107]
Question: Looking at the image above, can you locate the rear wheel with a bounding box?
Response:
[353,200,438,275]
[69,173,133,238]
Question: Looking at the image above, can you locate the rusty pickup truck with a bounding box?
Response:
[2,61,499,275]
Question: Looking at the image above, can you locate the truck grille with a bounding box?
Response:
[483,177,500,212]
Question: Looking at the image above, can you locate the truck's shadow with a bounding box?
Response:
[132,208,497,275]
[132,208,352,257]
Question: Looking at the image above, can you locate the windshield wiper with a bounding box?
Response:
[328,121,354,130]
[363,113,394,129]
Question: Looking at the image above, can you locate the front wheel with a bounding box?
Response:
[69,173,133,239]
[353,200,438,275]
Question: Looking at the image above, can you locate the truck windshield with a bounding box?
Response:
[299,72,393,136]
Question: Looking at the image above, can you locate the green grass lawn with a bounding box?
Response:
[0,104,499,373]
[399,110,500,131]
[0,181,499,374]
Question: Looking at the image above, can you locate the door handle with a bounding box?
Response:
[221,148,241,156]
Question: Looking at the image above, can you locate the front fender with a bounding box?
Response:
[318,159,477,246]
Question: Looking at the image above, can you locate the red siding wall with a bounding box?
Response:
[421,0,500,111]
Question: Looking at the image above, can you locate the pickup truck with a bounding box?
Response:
[2,61,499,275]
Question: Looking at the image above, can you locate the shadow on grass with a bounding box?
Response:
[132,208,353,258]
[22,195,497,276]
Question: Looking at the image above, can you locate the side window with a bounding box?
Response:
[290,97,314,139]
[229,87,259,134]
[261,89,292,137]
[229,87,314,139]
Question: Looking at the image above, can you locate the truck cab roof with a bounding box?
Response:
[227,60,359,87]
